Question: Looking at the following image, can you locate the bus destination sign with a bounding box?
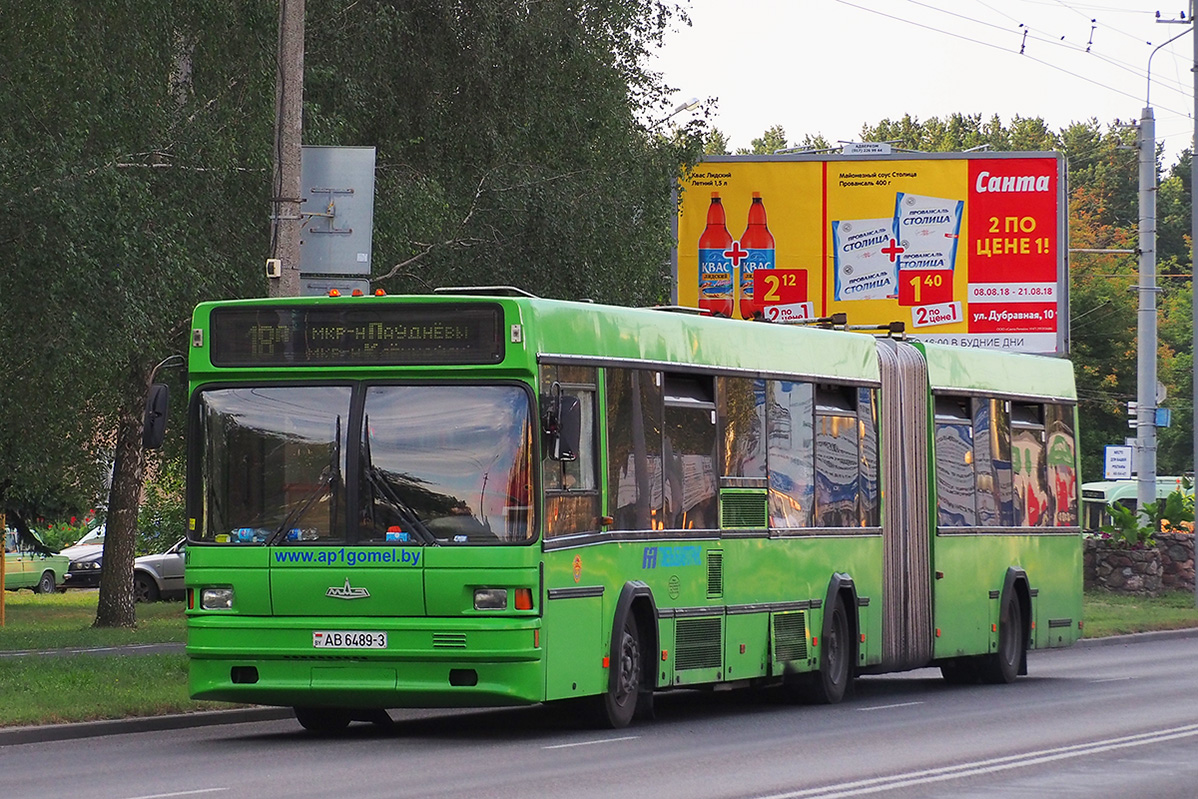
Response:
[209,304,505,366]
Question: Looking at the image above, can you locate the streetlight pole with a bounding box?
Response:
[1135,105,1158,519]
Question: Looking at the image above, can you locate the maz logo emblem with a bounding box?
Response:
[326,578,370,600]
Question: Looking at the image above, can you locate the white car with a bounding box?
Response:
[58,524,106,561]
[133,538,186,602]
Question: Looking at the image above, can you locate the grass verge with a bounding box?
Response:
[0,654,231,727]
[0,589,184,651]
[1081,589,1198,638]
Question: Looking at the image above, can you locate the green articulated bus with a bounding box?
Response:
[181,288,1083,732]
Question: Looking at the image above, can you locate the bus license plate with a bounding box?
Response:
[313,631,388,649]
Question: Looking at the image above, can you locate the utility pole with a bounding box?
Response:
[1190,1,1198,609]
[268,0,304,298]
[1135,106,1158,517]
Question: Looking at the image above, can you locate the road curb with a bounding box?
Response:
[0,707,293,746]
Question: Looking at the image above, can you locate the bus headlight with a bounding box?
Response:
[200,586,234,610]
[473,588,507,610]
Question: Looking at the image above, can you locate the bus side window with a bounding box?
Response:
[718,377,767,479]
[540,364,600,537]
[662,373,718,531]
[934,395,976,527]
[974,398,1014,527]
[814,384,859,528]
[1045,404,1078,527]
[1011,403,1050,527]
[606,368,663,532]
[767,380,814,529]
[859,388,880,527]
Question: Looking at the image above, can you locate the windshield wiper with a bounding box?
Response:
[268,416,342,546]
[362,417,438,546]
[267,466,335,546]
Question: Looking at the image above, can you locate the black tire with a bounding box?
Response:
[599,613,641,729]
[34,571,56,594]
[981,593,1024,684]
[802,595,853,704]
[133,573,160,603]
[294,706,351,733]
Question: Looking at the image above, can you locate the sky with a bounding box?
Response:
[651,0,1195,165]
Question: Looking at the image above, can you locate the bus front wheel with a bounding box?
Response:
[598,613,641,729]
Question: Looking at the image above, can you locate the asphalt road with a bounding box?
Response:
[3,631,1197,799]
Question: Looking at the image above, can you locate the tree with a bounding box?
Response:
[737,124,789,155]
[1,1,279,625]
[704,129,731,156]
[0,0,707,625]
[303,0,705,305]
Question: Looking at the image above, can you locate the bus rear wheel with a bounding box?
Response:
[294,706,350,733]
[598,613,641,729]
[981,594,1024,684]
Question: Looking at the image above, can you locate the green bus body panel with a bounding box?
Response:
[931,534,1082,658]
[184,293,1082,712]
[917,341,1077,400]
[187,544,545,707]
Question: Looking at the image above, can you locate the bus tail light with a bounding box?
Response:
[514,588,533,610]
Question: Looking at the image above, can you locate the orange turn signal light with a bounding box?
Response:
[514,588,533,610]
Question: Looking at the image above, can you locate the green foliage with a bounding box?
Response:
[737,124,789,155]
[36,512,100,553]
[0,0,706,533]
[301,0,706,305]
[1099,502,1155,547]
[1142,485,1195,534]
[137,456,186,555]
[704,129,731,156]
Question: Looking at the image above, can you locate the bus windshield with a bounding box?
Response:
[194,384,535,545]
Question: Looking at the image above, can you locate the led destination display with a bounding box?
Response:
[209,304,505,366]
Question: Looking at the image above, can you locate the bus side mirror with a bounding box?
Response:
[143,383,169,450]
[554,395,581,462]
[542,387,581,462]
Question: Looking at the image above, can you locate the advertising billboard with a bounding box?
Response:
[675,152,1067,354]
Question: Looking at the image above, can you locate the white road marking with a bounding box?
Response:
[124,789,229,799]
[753,723,1198,799]
[856,701,925,712]
[543,735,640,750]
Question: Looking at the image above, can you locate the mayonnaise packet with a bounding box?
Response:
[832,218,899,301]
